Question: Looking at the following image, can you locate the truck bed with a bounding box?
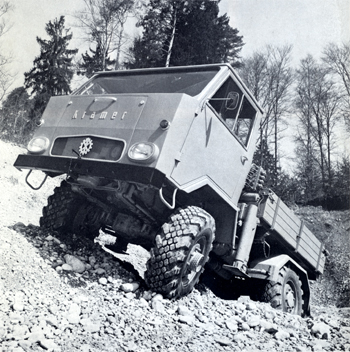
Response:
[258,190,326,279]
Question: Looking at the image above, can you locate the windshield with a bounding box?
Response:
[74,69,219,97]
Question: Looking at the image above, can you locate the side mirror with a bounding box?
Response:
[225,91,239,110]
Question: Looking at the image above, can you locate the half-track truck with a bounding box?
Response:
[14,64,326,316]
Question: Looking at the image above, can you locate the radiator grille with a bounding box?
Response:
[51,136,125,161]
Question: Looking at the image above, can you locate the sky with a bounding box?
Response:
[225,0,350,62]
[3,0,350,88]
[1,0,349,168]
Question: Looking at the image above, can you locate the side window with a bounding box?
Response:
[234,97,256,146]
[209,78,256,146]
[209,78,242,124]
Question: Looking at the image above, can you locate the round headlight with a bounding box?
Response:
[128,142,159,163]
[27,136,49,154]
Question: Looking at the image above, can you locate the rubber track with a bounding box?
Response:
[145,206,215,299]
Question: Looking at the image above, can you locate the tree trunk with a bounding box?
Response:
[115,23,125,70]
[165,8,177,68]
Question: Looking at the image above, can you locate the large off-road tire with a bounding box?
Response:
[262,266,303,315]
[145,206,215,299]
[40,180,84,234]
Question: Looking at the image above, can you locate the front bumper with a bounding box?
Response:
[14,154,165,187]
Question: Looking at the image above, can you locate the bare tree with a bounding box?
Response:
[239,45,294,173]
[0,0,12,37]
[322,42,350,130]
[294,55,342,197]
[0,1,14,104]
[74,0,135,71]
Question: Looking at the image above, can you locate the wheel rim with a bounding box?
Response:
[284,282,296,313]
[181,233,208,288]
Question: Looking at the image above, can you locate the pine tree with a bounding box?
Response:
[125,0,243,68]
[24,16,78,99]
[252,138,279,188]
[77,39,116,78]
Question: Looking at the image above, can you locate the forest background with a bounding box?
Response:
[0,0,349,210]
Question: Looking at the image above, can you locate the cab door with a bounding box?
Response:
[170,76,257,204]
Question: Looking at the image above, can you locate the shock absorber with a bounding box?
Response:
[234,203,259,273]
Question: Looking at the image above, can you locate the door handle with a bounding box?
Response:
[94,97,117,102]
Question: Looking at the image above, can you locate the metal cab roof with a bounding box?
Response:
[78,64,264,115]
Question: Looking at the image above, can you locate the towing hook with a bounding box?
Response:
[25,170,48,190]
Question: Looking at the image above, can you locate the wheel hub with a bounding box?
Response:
[182,242,206,286]
[189,251,204,272]
[285,284,295,311]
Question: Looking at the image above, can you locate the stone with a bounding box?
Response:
[64,254,85,273]
[39,338,58,351]
[147,317,164,326]
[143,291,153,301]
[27,331,46,344]
[152,294,163,302]
[215,337,232,346]
[67,303,81,324]
[18,341,31,351]
[46,315,58,328]
[13,302,25,311]
[275,329,290,340]
[327,319,340,330]
[120,282,139,293]
[99,277,108,285]
[84,322,101,333]
[81,344,92,352]
[233,333,246,342]
[62,264,73,271]
[13,222,26,231]
[264,309,276,320]
[89,256,97,266]
[194,294,204,309]
[238,295,251,303]
[233,302,246,312]
[241,322,250,331]
[151,299,165,313]
[246,301,257,311]
[225,317,238,332]
[178,315,195,325]
[95,268,106,275]
[12,325,30,340]
[260,320,278,334]
[313,340,331,351]
[246,315,260,328]
[125,292,135,300]
[311,322,331,339]
[178,305,192,316]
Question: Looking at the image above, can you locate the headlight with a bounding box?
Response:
[27,136,50,154]
[128,142,159,163]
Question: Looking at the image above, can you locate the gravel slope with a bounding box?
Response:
[0,139,349,352]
